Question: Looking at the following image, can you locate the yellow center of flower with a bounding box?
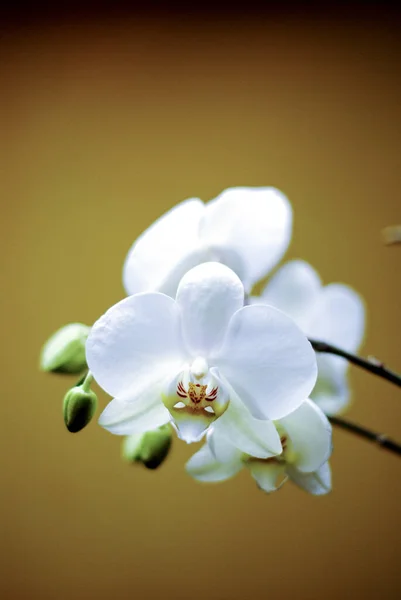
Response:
[188,382,207,404]
[161,363,229,443]
[176,380,218,408]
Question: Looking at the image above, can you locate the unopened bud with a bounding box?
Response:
[63,384,97,433]
[122,424,172,469]
[40,323,90,374]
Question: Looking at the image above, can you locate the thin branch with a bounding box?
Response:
[330,416,401,457]
[309,339,401,388]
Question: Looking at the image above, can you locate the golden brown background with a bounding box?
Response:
[2,8,401,600]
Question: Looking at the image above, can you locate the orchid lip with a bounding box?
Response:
[161,365,230,443]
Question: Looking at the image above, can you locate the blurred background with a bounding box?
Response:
[1,4,401,599]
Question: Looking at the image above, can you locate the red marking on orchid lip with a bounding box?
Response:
[177,381,188,398]
[195,384,200,387]
[206,387,218,401]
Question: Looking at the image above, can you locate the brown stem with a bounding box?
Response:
[309,339,401,388]
[329,415,401,456]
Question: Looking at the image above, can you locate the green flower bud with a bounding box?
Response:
[40,323,90,374]
[63,384,97,433]
[122,424,172,470]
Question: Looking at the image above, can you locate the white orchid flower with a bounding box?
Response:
[87,262,317,453]
[253,260,365,415]
[186,398,332,495]
[123,187,292,298]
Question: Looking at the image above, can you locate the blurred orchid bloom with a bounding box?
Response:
[87,262,317,450]
[186,398,332,495]
[253,260,365,415]
[123,187,292,298]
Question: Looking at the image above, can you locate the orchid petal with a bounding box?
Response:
[215,305,317,420]
[207,429,246,464]
[176,262,244,357]
[98,391,171,435]
[248,461,288,493]
[123,199,204,296]
[278,399,332,473]
[86,293,185,398]
[311,354,351,415]
[201,187,292,289]
[186,444,243,482]
[307,284,365,352]
[287,461,332,495]
[259,260,322,330]
[211,387,282,459]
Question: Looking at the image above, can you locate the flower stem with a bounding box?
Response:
[329,416,401,456]
[81,371,93,393]
[309,339,401,388]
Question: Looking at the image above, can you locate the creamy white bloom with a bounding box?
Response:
[87,262,317,453]
[123,187,292,297]
[186,399,332,495]
[253,260,365,415]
